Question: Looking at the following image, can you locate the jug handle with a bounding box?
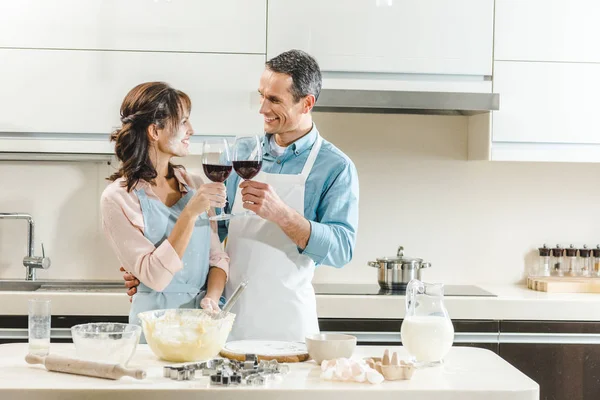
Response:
[405,279,424,313]
[397,246,404,257]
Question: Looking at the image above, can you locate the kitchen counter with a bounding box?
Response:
[0,343,538,400]
[1,284,600,321]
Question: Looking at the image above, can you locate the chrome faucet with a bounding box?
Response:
[0,213,51,280]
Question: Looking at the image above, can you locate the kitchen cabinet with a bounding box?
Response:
[499,321,600,400]
[487,61,600,162]
[495,0,600,63]
[0,50,265,144]
[267,0,494,78]
[492,61,600,144]
[483,0,600,163]
[0,0,266,54]
[0,0,266,158]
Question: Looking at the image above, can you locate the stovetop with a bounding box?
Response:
[313,283,496,297]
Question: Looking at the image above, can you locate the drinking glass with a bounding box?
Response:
[202,139,233,221]
[28,299,51,356]
[232,135,263,217]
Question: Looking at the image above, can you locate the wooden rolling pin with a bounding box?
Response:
[25,353,146,380]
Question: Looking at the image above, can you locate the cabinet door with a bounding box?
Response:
[493,61,600,144]
[0,0,266,54]
[495,0,600,62]
[499,321,600,400]
[267,0,493,76]
[0,49,265,136]
[500,343,600,400]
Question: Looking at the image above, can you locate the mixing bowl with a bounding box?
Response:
[305,333,357,364]
[71,323,141,366]
[137,308,235,362]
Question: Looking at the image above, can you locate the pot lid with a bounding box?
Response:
[375,245,422,263]
[375,256,423,263]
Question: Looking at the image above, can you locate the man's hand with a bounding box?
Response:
[240,180,291,224]
[120,266,140,303]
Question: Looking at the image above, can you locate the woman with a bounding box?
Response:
[101,82,229,335]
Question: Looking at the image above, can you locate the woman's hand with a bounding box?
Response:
[185,183,226,217]
[200,296,221,314]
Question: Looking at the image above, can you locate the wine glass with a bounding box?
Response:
[232,135,263,216]
[202,139,233,221]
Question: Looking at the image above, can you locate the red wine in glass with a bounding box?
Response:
[202,139,233,221]
[203,164,232,183]
[232,161,262,180]
[232,135,263,217]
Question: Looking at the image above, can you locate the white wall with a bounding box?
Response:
[1,112,599,285]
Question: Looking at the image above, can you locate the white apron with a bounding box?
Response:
[225,135,323,342]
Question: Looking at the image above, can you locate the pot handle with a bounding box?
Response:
[397,246,404,257]
[368,261,380,268]
[420,262,432,269]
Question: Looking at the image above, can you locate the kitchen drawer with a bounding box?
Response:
[500,343,600,400]
[318,318,499,346]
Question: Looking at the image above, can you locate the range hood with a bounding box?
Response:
[313,89,500,116]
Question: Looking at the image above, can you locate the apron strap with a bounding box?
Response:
[300,135,323,177]
[137,283,201,294]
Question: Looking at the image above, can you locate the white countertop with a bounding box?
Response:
[1,284,600,321]
[0,343,538,400]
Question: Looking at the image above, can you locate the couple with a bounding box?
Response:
[101,50,360,342]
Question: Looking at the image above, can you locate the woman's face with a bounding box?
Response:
[156,113,193,157]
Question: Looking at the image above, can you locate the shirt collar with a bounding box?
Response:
[263,123,319,157]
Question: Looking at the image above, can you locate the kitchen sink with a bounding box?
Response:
[0,280,125,293]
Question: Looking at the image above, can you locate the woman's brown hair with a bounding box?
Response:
[108,82,191,192]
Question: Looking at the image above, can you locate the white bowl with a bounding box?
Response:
[137,308,235,363]
[71,323,141,366]
[305,333,357,364]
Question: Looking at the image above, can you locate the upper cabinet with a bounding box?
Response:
[0,49,265,137]
[495,0,600,63]
[0,0,266,54]
[0,0,266,156]
[492,61,600,143]
[267,0,494,89]
[477,0,600,162]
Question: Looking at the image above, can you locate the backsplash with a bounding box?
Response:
[1,113,600,285]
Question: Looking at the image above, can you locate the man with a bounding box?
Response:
[123,49,359,342]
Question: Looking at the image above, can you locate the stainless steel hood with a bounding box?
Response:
[313,89,499,116]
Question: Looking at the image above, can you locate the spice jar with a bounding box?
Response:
[551,245,565,277]
[565,244,579,276]
[579,245,592,277]
[592,246,600,278]
[534,244,551,277]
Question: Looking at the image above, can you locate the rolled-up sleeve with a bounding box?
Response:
[186,170,230,277]
[301,160,359,267]
[101,195,183,292]
[208,219,229,277]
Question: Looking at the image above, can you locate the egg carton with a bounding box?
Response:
[365,349,416,381]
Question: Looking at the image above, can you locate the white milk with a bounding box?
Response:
[400,315,454,363]
[28,338,50,356]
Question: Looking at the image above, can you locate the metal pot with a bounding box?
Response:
[368,246,431,291]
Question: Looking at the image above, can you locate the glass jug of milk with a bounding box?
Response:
[400,279,454,366]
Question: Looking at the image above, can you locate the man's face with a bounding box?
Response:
[258,69,306,135]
